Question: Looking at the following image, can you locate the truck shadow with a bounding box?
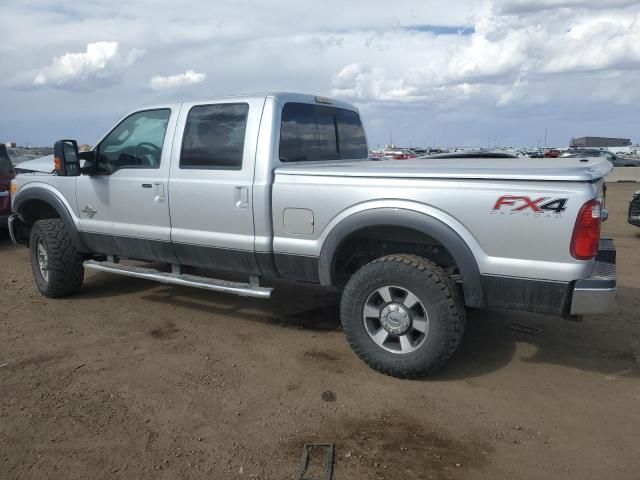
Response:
[435,285,640,381]
[0,235,18,249]
[138,277,639,380]
[77,270,639,380]
[139,279,342,332]
[77,272,161,299]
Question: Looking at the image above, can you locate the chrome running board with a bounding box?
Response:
[83,260,272,298]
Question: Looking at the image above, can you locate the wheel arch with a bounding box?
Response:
[318,207,485,308]
[13,186,90,252]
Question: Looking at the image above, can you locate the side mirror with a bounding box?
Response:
[53,140,81,176]
[78,150,97,175]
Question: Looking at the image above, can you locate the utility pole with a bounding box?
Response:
[544,128,548,148]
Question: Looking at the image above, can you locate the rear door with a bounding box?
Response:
[76,107,179,262]
[168,98,265,274]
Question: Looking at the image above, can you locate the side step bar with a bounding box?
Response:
[83,260,272,298]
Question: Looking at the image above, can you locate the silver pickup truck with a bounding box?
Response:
[8,92,616,378]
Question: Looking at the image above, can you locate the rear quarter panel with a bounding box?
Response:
[272,173,599,282]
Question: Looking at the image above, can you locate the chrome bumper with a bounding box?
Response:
[570,239,616,315]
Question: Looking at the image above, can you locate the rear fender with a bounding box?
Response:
[318,203,485,308]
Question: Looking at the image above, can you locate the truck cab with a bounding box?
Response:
[11,93,367,275]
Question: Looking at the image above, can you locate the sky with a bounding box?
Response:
[1,0,639,148]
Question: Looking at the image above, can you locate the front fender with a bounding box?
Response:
[318,205,485,308]
[13,184,90,253]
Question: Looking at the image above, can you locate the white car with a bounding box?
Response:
[13,155,55,174]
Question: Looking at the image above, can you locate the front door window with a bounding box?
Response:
[97,109,171,174]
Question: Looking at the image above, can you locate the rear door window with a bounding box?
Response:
[279,103,367,162]
[180,103,249,170]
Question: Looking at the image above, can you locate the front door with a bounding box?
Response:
[168,98,265,274]
[76,107,180,262]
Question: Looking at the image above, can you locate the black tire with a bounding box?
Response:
[29,219,84,298]
[340,254,465,378]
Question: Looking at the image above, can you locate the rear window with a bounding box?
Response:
[180,103,249,170]
[279,103,367,162]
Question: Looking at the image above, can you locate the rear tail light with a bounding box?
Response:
[570,198,601,260]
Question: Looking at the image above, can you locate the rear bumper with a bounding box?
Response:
[482,238,617,317]
[570,239,616,315]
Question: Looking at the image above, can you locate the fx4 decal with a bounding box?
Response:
[492,196,569,215]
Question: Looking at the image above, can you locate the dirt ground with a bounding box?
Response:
[1,183,639,480]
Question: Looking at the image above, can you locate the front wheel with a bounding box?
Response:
[30,219,84,298]
[340,254,465,378]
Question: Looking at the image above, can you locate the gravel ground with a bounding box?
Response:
[1,182,639,480]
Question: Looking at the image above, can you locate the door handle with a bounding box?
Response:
[153,183,165,203]
[142,183,152,188]
[234,186,248,209]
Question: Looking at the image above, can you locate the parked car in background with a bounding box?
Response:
[420,150,517,159]
[544,149,562,158]
[562,149,640,167]
[13,155,56,174]
[383,148,417,160]
[7,147,53,166]
[0,145,16,230]
[629,191,640,227]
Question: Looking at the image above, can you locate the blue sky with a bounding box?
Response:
[1,0,639,148]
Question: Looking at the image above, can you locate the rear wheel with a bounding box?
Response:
[340,254,465,378]
[30,219,84,298]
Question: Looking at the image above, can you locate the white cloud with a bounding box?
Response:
[1,0,639,147]
[148,70,206,90]
[331,3,640,107]
[30,42,143,88]
[496,0,639,14]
